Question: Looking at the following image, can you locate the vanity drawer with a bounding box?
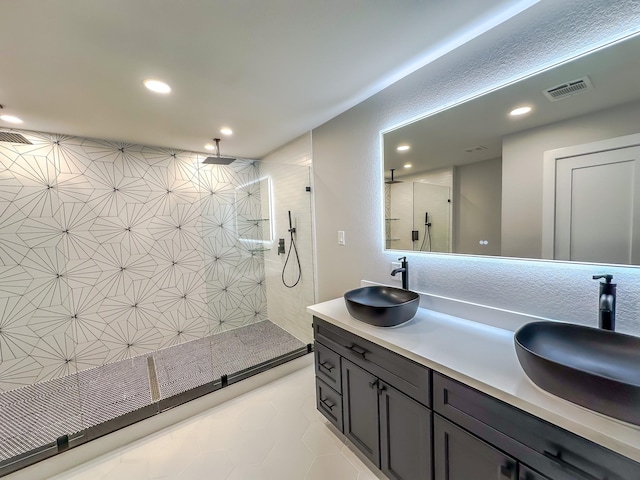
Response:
[314,317,430,407]
[314,342,342,393]
[316,377,343,432]
[433,373,640,480]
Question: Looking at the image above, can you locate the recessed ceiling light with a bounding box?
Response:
[510,106,532,116]
[397,145,410,152]
[0,114,23,124]
[143,79,171,94]
[220,127,233,136]
[204,144,215,151]
[404,163,412,169]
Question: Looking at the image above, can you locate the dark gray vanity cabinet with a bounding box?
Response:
[434,414,517,480]
[313,316,640,480]
[314,317,432,480]
[433,373,640,480]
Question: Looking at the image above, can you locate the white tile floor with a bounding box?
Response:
[50,364,386,480]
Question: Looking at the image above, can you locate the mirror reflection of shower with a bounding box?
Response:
[385,175,452,252]
[418,211,432,252]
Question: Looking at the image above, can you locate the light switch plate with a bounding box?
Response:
[338,230,345,246]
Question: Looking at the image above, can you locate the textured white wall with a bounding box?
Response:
[312,0,640,336]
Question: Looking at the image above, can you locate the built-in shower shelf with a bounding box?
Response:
[249,247,271,253]
[385,218,400,221]
[244,218,270,222]
[386,238,401,242]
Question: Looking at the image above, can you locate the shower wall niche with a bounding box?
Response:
[0,129,314,473]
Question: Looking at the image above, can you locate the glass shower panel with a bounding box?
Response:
[260,162,315,345]
[0,133,81,465]
[148,150,215,403]
[413,182,452,253]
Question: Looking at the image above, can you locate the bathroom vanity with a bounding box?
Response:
[308,298,640,480]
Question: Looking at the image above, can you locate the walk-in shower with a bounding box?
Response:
[0,130,315,476]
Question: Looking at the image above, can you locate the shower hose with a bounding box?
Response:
[282,210,302,288]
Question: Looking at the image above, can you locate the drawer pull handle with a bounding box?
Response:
[543,451,601,480]
[319,361,334,373]
[347,344,368,359]
[320,398,335,411]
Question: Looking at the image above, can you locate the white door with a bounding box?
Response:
[542,133,640,264]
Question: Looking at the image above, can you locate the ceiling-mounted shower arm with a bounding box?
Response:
[385,168,403,184]
[202,137,237,165]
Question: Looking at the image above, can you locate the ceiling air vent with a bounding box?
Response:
[543,76,593,102]
[0,132,32,144]
[463,145,487,153]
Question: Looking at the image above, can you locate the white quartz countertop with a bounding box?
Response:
[308,298,640,463]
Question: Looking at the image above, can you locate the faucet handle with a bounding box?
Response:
[593,274,614,283]
[397,256,406,262]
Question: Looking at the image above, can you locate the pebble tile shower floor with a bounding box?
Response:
[0,321,304,462]
[49,364,383,480]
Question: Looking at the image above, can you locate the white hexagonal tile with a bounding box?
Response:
[272,410,311,442]
[305,453,360,480]
[227,427,277,465]
[302,421,344,456]
[227,463,271,480]
[177,450,233,480]
[237,402,278,431]
[264,438,314,480]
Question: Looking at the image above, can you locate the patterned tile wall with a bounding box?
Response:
[0,129,267,392]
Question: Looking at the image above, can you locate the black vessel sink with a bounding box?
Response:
[344,286,419,327]
[514,321,640,425]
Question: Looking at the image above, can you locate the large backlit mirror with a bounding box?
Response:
[383,34,640,265]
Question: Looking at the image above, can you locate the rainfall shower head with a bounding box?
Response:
[203,138,237,165]
[385,169,403,184]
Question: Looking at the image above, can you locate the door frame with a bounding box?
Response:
[541,132,640,260]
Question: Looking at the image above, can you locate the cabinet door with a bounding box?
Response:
[434,415,516,480]
[380,382,432,480]
[342,358,380,466]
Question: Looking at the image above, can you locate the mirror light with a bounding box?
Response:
[510,106,532,116]
[144,79,171,94]
[397,145,411,152]
[0,114,23,124]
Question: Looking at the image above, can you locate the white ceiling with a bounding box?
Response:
[383,33,640,176]
[0,0,532,158]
